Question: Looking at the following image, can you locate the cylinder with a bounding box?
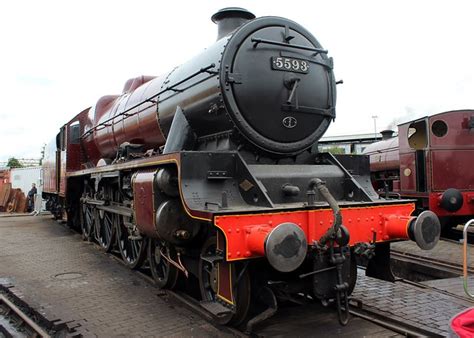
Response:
[155,199,200,245]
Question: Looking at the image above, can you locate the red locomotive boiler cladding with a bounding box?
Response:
[82,76,164,163]
[42,8,442,327]
[364,109,474,228]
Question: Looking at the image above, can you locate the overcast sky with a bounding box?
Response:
[1,0,473,162]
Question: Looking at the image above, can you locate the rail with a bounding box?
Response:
[463,219,474,298]
[0,294,51,337]
[391,249,474,275]
[349,302,443,337]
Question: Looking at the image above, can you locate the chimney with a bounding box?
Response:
[380,129,395,140]
[211,7,255,41]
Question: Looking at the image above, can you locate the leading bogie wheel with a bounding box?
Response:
[148,238,179,289]
[198,236,251,326]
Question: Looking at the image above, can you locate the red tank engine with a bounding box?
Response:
[364,109,474,229]
[42,8,441,327]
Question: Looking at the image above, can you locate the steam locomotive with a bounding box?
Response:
[42,8,441,327]
[363,110,474,230]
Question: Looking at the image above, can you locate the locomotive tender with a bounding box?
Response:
[42,8,441,326]
[363,110,474,230]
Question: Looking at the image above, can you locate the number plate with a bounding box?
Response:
[271,56,309,74]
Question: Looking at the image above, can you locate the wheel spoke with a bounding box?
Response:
[82,204,95,239]
[98,211,113,248]
[130,241,137,260]
[104,216,111,242]
[131,240,140,260]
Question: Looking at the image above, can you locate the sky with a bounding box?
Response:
[0,0,473,162]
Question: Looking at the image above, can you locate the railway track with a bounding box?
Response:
[443,227,474,244]
[0,282,75,338]
[0,294,51,337]
[348,301,443,337]
[390,239,474,307]
[389,236,474,287]
[391,249,470,276]
[167,278,444,336]
[106,246,444,337]
[50,219,450,336]
[106,252,246,336]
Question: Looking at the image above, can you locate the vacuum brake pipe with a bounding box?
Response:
[308,178,345,246]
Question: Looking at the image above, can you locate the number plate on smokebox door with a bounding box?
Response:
[271,56,309,74]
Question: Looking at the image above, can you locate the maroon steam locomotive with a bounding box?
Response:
[363,110,474,230]
[42,8,440,327]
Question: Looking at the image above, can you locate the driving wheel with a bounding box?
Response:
[116,213,146,269]
[80,200,95,241]
[95,185,117,252]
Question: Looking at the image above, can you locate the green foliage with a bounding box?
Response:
[7,157,23,168]
[326,146,346,155]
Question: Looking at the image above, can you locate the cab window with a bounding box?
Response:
[69,121,80,144]
[408,120,427,149]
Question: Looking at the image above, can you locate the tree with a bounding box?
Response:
[7,157,23,168]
